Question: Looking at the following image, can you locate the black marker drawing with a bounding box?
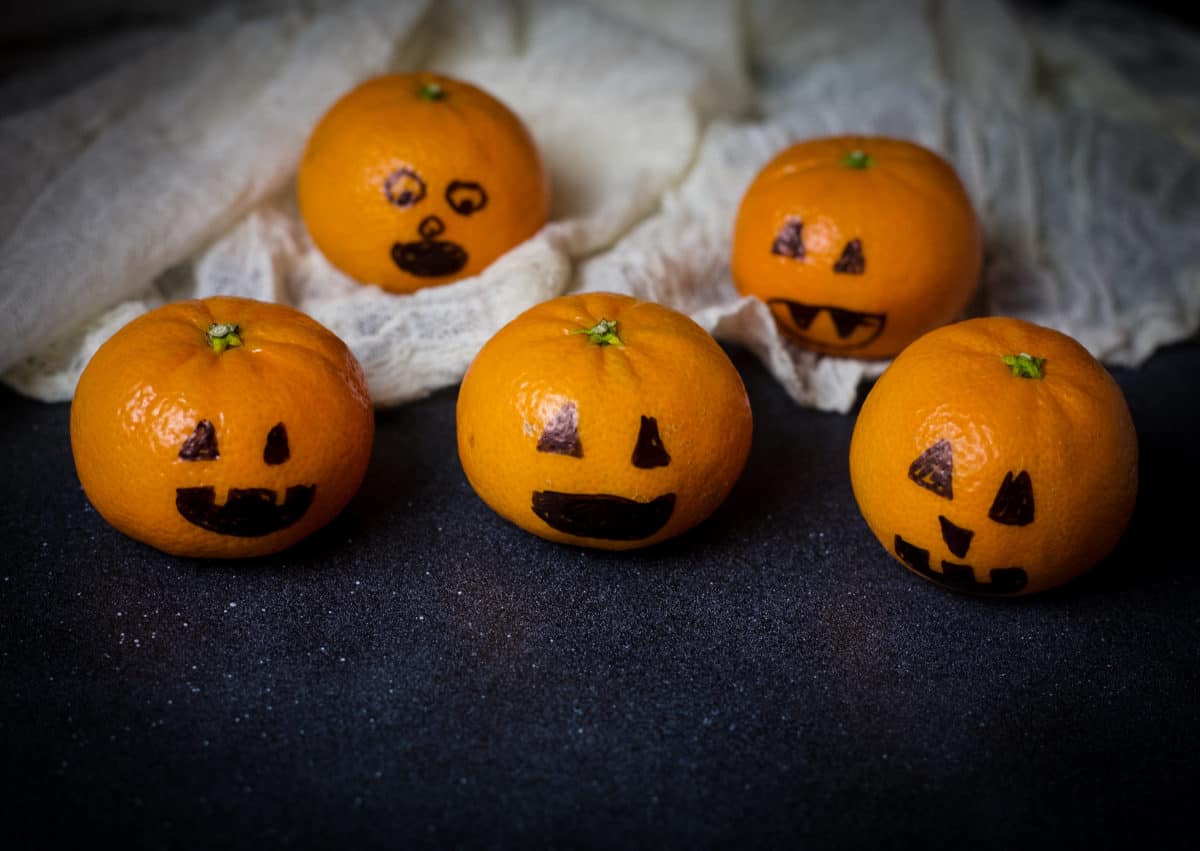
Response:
[537,402,583,458]
[632,416,671,469]
[771,216,805,259]
[833,238,865,274]
[989,471,1034,526]
[908,439,954,500]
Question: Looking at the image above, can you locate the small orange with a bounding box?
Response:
[849,317,1138,596]
[731,135,982,359]
[297,72,550,294]
[456,292,754,550]
[70,296,375,558]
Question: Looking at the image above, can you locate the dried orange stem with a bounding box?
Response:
[420,82,446,102]
[207,323,243,354]
[574,318,623,347]
[1002,352,1046,379]
[841,149,874,169]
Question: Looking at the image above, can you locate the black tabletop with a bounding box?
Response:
[3,337,1198,850]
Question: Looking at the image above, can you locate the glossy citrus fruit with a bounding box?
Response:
[849,316,1138,596]
[70,296,375,558]
[456,292,754,550]
[731,135,982,359]
[297,72,550,294]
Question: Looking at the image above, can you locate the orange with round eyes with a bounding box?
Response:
[297,72,550,294]
[69,296,375,558]
[456,292,754,550]
[731,135,982,359]
[849,317,1138,596]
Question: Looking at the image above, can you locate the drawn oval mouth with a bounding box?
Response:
[176,485,315,537]
[391,240,468,277]
[767,298,886,350]
[531,491,676,541]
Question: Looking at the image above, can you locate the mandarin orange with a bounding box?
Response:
[297,72,550,293]
[849,316,1138,596]
[456,292,753,550]
[732,135,982,359]
[70,296,374,558]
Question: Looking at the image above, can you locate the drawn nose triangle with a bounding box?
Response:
[419,215,445,240]
[938,514,974,559]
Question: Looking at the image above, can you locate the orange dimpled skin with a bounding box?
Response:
[456,293,754,550]
[69,297,375,559]
[849,317,1138,596]
[297,72,550,294]
[732,135,982,359]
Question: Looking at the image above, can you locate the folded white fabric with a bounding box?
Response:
[2,0,1198,412]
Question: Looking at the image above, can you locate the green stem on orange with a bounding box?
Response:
[420,82,446,102]
[841,149,874,169]
[1002,352,1046,379]
[207,323,243,353]
[574,318,623,347]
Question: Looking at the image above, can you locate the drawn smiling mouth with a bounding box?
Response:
[767,299,886,350]
[531,491,676,541]
[176,485,315,537]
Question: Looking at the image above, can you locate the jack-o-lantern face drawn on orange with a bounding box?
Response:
[384,169,490,279]
[731,136,982,359]
[890,439,1035,596]
[530,409,676,541]
[849,317,1139,597]
[69,296,376,559]
[297,73,550,295]
[455,292,754,551]
[762,216,885,351]
[174,420,315,537]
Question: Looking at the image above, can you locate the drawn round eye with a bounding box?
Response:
[384,168,426,208]
[445,180,488,216]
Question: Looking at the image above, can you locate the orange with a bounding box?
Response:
[731,135,982,359]
[456,292,754,550]
[849,316,1138,596]
[70,296,375,558]
[297,72,550,294]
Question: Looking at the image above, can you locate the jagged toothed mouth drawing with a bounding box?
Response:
[767,298,886,350]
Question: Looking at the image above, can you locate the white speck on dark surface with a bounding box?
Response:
[1,344,1197,849]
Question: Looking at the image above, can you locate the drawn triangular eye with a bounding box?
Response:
[632,416,671,469]
[263,423,290,465]
[833,239,865,274]
[537,402,582,458]
[771,216,804,259]
[989,471,1034,525]
[179,420,219,461]
[908,439,953,499]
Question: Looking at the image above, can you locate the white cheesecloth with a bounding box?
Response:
[1,0,1197,412]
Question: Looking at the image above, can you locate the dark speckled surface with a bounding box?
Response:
[2,340,1198,850]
